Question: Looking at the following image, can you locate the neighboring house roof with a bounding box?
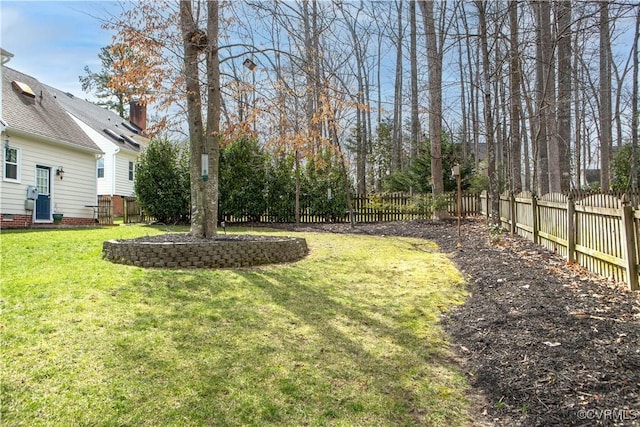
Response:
[45,84,149,154]
[1,66,102,153]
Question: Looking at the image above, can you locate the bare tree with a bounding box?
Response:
[476,0,499,225]
[419,0,445,199]
[392,0,404,173]
[179,0,221,237]
[600,1,612,191]
[556,1,572,191]
[409,0,420,166]
[509,1,522,192]
[632,7,639,191]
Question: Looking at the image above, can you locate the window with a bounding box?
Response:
[97,157,104,178]
[4,146,20,181]
[128,161,134,181]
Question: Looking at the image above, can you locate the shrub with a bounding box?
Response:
[265,153,297,222]
[302,152,349,222]
[219,137,267,222]
[134,138,190,224]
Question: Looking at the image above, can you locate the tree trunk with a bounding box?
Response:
[180,0,217,238]
[461,6,479,171]
[419,0,444,197]
[509,0,522,192]
[539,0,561,193]
[477,0,499,226]
[392,0,404,173]
[410,0,420,167]
[556,1,572,191]
[455,2,469,161]
[204,0,221,235]
[599,1,612,191]
[534,0,549,194]
[632,7,639,191]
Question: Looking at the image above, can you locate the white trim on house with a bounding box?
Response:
[3,145,21,183]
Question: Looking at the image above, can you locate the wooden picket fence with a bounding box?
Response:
[481,191,639,291]
[221,192,481,224]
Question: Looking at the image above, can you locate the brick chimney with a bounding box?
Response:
[129,100,147,134]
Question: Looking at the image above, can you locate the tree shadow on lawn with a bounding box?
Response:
[111,266,469,426]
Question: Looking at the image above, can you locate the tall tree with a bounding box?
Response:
[533,0,549,194]
[392,0,404,173]
[476,0,499,225]
[556,1,572,191]
[632,7,639,191]
[509,1,522,192]
[540,0,561,193]
[179,0,221,237]
[599,1,612,191]
[419,0,444,199]
[79,44,143,118]
[409,0,420,166]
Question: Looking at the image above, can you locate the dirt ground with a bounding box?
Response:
[266,219,640,427]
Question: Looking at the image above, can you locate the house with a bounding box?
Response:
[44,85,149,216]
[1,61,104,228]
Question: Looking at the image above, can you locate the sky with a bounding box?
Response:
[1,1,123,101]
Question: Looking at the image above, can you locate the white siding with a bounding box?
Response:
[0,133,97,218]
[114,151,137,197]
[69,115,138,197]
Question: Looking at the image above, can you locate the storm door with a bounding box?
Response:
[35,166,51,221]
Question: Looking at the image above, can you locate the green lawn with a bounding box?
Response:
[1,225,470,426]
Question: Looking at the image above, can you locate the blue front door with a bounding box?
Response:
[35,166,51,221]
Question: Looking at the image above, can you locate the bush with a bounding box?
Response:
[302,152,349,222]
[219,137,267,222]
[134,138,190,224]
[265,154,297,222]
[612,144,640,191]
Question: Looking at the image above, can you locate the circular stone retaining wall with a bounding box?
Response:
[103,236,308,268]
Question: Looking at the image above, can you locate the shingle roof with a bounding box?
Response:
[1,66,102,153]
[44,84,148,154]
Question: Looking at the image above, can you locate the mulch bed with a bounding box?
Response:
[263,219,640,426]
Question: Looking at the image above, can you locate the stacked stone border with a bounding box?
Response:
[103,236,309,268]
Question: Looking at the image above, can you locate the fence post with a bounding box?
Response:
[532,193,539,244]
[123,197,129,224]
[620,195,639,291]
[509,192,516,235]
[567,194,576,263]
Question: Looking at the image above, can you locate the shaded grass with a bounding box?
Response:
[1,225,469,426]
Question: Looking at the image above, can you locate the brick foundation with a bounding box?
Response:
[103,236,309,268]
[0,214,33,229]
[0,214,98,229]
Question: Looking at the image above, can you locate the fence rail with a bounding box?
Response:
[481,191,639,291]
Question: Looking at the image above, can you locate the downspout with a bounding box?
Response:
[112,147,120,199]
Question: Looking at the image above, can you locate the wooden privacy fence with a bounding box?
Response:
[481,191,639,291]
[123,196,154,224]
[96,195,113,225]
